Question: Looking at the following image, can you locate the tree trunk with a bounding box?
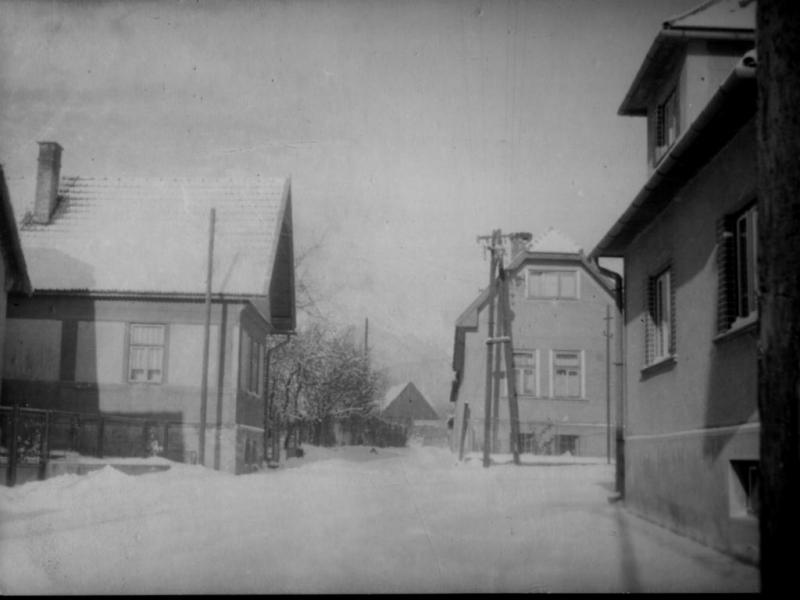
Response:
[757,1,800,591]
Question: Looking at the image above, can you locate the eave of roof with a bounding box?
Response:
[591,52,756,260]
[0,166,31,295]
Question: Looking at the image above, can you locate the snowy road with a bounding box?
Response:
[0,445,758,593]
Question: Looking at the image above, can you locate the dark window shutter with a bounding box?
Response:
[669,267,676,355]
[645,275,656,364]
[716,215,737,332]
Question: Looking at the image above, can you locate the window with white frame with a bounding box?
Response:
[500,351,538,397]
[239,328,263,395]
[718,204,758,332]
[552,351,582,398]
[645,268,674,364]
[527,269,578,299]
[655,87,679,163]
[128,324,166,383]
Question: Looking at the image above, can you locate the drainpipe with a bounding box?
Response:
[597,263,625,499]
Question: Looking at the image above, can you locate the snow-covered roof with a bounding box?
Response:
[527,227,582,255]
[20,176,291,297]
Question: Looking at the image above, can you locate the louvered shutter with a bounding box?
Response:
[668,268,676,356]
[645,276,656,365]
[716,215,737,332]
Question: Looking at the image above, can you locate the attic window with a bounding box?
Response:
[526,269,578,299]
[654,88,679,163]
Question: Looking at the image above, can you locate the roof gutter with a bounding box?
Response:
[591,50,757,261]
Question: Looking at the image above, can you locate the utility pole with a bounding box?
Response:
[757,1,800,591]
[478,230,501,468]
[477,229,525,467]
[604,304,612,464]
[497,259,521,465]
[199,207,215,467]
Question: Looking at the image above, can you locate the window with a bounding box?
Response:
[502,351,538,396]
[239,329,263,395]
[552,351,582,398]
[554,434,579,456]
[655,87,679,163]
[730,460,760,518]
[128,324,165,383]
[645,268,674,364]
[527,269,578,299]
[718,204,758,332]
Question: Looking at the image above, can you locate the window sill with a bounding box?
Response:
[641,355,676,377]
[714,314,758,344]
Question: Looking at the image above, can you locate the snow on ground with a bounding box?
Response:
[0,445,758,594]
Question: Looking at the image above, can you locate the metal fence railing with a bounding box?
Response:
[0,405,190,487]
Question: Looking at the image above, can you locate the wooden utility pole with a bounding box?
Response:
[480,230,500,467]
[604,304,612,464]
[476,229,524,467]
[497,262,521,464]
[757,1,800,591]
[199,208,216,466]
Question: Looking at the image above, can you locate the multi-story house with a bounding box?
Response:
[2,142,296,474]
[451,228,619,459]
[589,0,758,561]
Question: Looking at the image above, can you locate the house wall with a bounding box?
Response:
[454,261,618,457]
[623,119,758,562]
[1,296,263,473]
[0,256,6,399]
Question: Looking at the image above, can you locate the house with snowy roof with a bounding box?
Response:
[589,0,758,561]
[382,382,439,424]
[1,142,296,474]
[451,227,619,458]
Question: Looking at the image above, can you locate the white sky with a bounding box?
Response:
[0,0,699,359]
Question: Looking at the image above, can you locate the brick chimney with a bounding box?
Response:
[508,232,533,258]
[33,141,63,224]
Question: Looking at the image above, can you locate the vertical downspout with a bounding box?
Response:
[598,263,625,498]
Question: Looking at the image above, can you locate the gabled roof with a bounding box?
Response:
[618,0,755,116]
[591,51,756,259]
[0,166,31,295]
[20,176,291,299]
[382,382,439,421]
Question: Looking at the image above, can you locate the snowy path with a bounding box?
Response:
[0,445,758,593]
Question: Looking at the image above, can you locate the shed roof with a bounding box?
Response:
[20,176,291,298]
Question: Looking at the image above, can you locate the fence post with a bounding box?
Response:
[7,403,19,487]
[38,411,50,481]
[97,417,105,458]
[163,422,170,458]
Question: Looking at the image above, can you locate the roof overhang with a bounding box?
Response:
[592,51,757,259]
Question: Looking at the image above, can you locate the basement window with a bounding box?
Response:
[729,460,760,519]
